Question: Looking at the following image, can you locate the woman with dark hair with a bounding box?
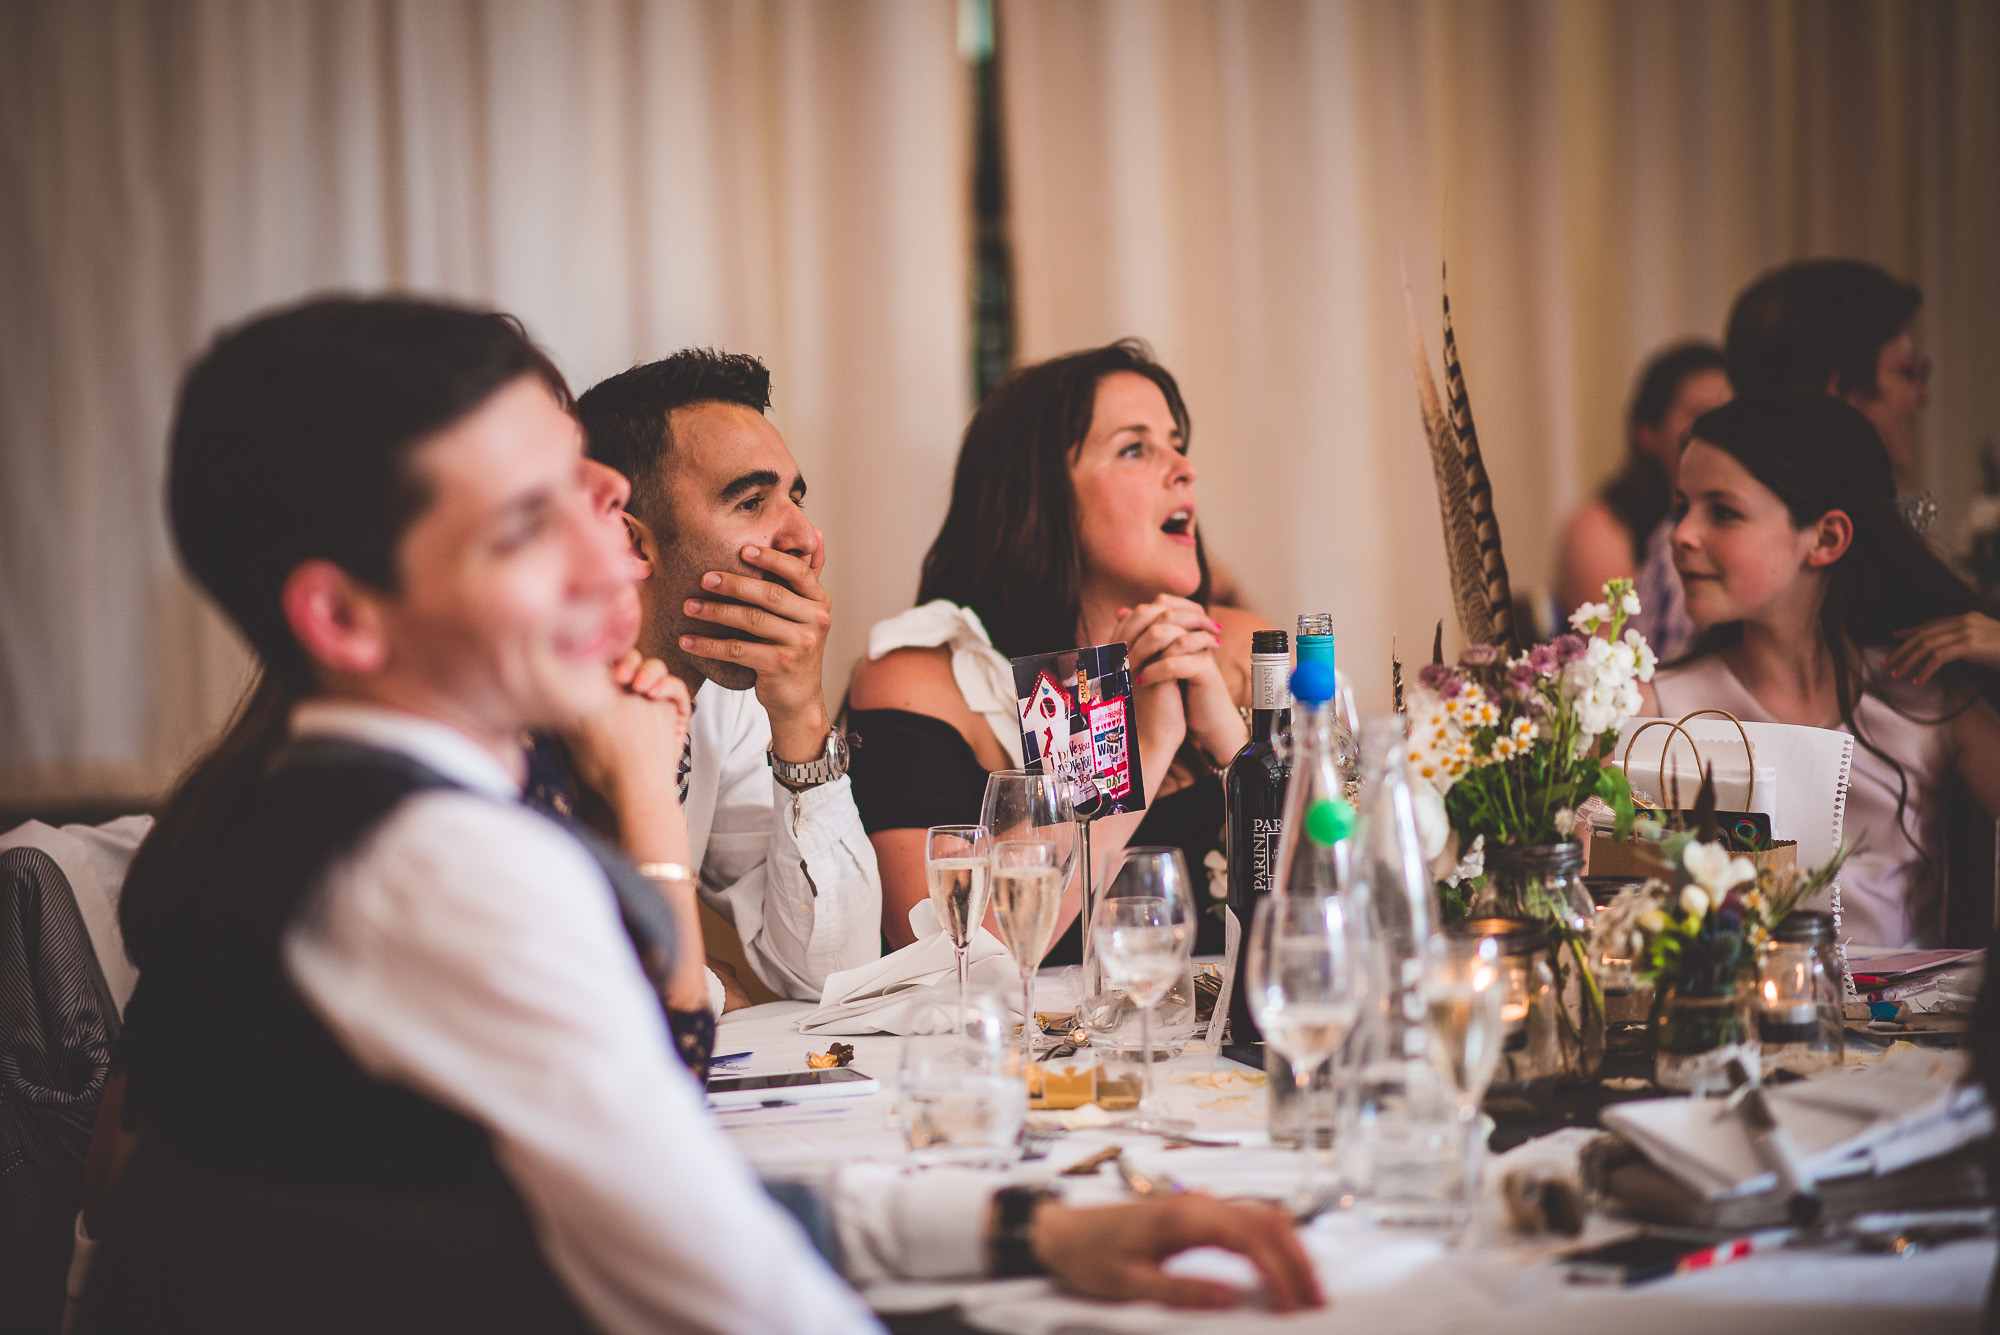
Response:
[1558,342,1732,655]
[1639,392,2000,947]
[848,341,1272,957]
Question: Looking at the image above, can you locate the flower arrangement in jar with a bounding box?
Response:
[1592,823,1849,1092]
[1400,578,1658,1079]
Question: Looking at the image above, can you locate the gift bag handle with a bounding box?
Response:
[1674,708,1756,811]
[1621,719,1704,814]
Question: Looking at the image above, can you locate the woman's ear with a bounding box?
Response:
[1805,509,1855,568]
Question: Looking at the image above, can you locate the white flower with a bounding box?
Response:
[1569,600,1610,633]
[1680,885,1709,919]
[1553,807,1577,836]
[1203,848,1229,900]
[1620,590,1642,616]
[1625,628,1659,682]
[1404,686,1469,794]
[1454,833,1485,885]
[1682,839,1756,896]
[1411,779,1450,861]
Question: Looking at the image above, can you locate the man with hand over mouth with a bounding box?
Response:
[577,352,880,1001]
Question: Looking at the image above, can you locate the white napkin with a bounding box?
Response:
[799,901,1019,1035]
[1601,1047,1990,1200]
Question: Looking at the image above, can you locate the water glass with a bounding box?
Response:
[1247,894,1363,1196]
[1089,848,1196,1129]
[925,824,992,1012]
[1425,931,1507,1233]
[1079,847,1198,1056]
[898,993,1025,1167]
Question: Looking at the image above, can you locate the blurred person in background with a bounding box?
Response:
[1723,257,2000,694]
[1558,341,1732,658]
[1725,258,1929,479]
[848,340,1270,960]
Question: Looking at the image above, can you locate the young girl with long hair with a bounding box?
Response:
[1640,392,2000,947]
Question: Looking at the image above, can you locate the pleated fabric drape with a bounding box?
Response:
[0,0,970,802]
[998,0,2000,709]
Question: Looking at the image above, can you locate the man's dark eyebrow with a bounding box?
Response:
[718,469,782,502]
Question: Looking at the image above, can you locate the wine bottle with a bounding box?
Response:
[1224,629,1292,1048]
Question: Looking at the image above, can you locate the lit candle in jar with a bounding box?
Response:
[1756,974,1817,1044]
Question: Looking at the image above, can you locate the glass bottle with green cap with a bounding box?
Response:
[1295,613,1360,784]
[1260,658,1363,1150]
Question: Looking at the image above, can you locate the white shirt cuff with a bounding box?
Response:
[705,967,726,1016]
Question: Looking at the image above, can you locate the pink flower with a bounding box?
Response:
[1526,642,1562,676]
[1459,643,1502,668]
[1418,664,1464,697]
[1552,633,1588,665]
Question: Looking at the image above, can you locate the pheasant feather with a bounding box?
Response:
[1403,270,1495,650]
[1440,266,1518,655]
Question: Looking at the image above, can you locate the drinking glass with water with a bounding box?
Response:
[1247,893,1364,1200]
[898,993,1025,1167]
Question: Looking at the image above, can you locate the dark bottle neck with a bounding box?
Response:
[1248,707,1286,744]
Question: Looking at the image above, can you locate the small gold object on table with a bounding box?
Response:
[805,1042,854,1069]
[1026,1060,1096,1110]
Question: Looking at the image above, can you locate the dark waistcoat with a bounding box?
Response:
[85,737,684,1334]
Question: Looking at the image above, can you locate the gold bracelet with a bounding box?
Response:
[635,861,693,885]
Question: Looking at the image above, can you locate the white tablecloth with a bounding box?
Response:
[714,989,1990,1334]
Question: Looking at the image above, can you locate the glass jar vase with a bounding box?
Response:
[1757,910,1844,1076]
[1651,978,1754,1095]
[1476,842,1603,1082]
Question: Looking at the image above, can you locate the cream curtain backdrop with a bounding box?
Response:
[0,0,970,802]
[999,0,2000,712]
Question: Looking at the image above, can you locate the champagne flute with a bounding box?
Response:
[1090,847,1195,1129]
[926,825,992,1012]
[1247,893,1362,1194]
[980,771,1078,982]
[979,770,1078,888]
[1427,930,1506,1231]
[991,839,1064,1058]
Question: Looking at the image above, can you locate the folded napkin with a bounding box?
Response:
[1601,1046,1991,1200]
[799,902,1019,1035]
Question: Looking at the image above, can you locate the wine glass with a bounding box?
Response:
[991,840,1064,1059]
[926,825,992,1012]
[1247,893,1363,1195]
[980,771,1077,924]
[1426,930,1506,1231]
[1090,847,1195,1129]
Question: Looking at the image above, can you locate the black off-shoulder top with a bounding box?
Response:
[847,708,1228,964]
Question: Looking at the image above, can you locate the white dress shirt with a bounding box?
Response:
[281,700,990,1335]
[682,681,882,999]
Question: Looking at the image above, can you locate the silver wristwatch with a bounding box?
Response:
[767,728,851,791]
